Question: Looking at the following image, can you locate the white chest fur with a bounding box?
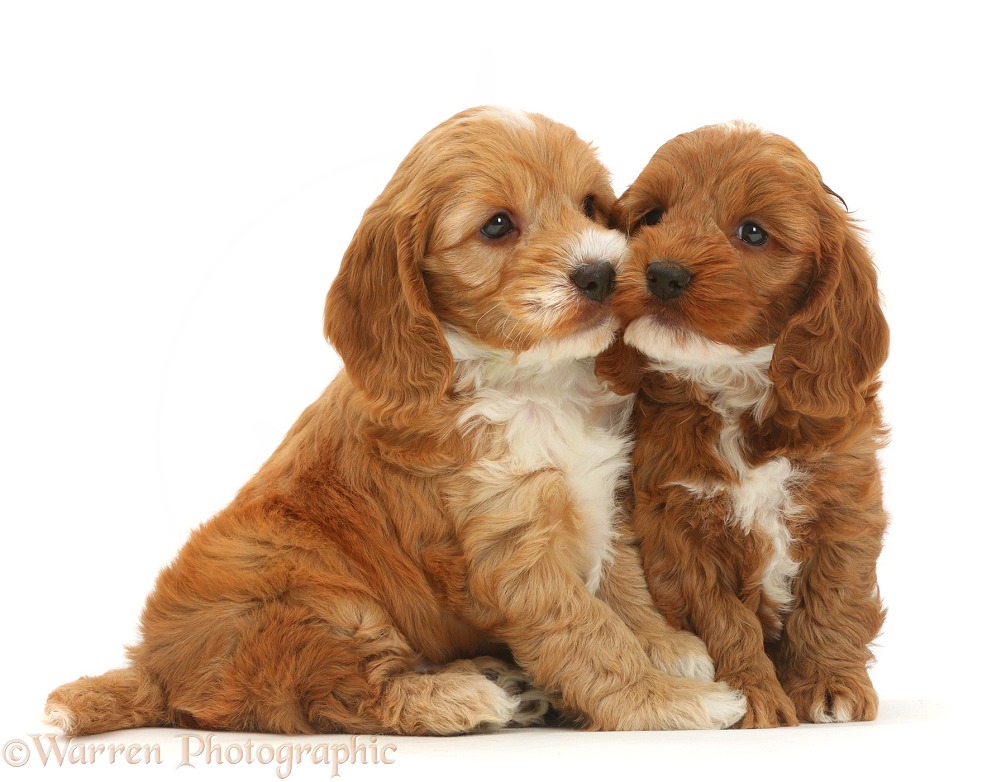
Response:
[453,351,633,594]
[655,341,803,618]
[715,406,803,618]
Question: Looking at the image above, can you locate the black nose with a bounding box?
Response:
[647,262,692,301]
[572,261,616,303]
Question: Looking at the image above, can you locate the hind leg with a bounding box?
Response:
[142,592,535,735]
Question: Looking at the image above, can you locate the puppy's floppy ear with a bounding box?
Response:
[771,188,889,420]
[595,332,645,396]
[324,198,452,422]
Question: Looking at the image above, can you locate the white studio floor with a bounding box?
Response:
[2,695,984,781]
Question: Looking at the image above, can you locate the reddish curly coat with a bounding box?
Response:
[599,123,889,728]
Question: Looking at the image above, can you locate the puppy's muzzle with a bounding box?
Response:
[647,262,692,301]
[572,261,616,303]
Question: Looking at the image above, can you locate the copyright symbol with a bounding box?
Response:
[3,739,30,767]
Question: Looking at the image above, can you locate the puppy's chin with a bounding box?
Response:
[623,314,772,371]
[513,316,619,367]
[445,316,618,368]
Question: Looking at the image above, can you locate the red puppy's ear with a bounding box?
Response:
[771,191,888,420]
[325,200,452,424]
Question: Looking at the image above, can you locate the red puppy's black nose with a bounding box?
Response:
[647,262,692,301]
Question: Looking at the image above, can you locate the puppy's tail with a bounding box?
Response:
[44,666,168,736]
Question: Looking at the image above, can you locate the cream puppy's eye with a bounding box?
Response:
[481,213,514,239]
[583,195,596,220]
[738,222,768,246]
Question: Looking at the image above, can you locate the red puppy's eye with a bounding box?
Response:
[738,222,768,246]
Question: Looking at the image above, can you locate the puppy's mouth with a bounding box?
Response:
[641,299,688,326]
[623,314,705,363]
[444,306,619,366]
[623,313,776,380]
[618,286,699,346]
[513,312,619,366]
[612,259,709,357]
[544,274,624,342]
[568,302,620,332]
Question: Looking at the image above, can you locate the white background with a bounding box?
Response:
[2,1,1002,780]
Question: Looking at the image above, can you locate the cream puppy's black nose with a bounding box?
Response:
[647,262,692,301]
[572,261,615,302]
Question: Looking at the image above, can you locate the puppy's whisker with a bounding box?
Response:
[475,302,502,340]
[516,323,533,350]
[497,317,519,351]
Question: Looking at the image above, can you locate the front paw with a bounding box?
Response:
[591,672,747,731]
[784,670,878,723]
[736,679,799,729]
[471,656,554,727]
[644,629,716,682]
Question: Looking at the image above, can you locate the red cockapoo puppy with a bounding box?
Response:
[599,123,889,728]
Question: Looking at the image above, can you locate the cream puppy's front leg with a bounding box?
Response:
[597,528,718,682]
[451,469,746,731]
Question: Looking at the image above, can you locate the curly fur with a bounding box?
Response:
[598,122,889,728]
[45,108,746,736]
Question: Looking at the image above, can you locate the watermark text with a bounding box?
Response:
[3,733,398,778]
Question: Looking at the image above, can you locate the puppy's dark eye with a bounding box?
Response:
[481,213,514,240]
[738,222,768,246]
[583,195,596,220]
[641,208,664,227]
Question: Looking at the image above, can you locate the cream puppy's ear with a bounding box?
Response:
[325,198,452,423]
